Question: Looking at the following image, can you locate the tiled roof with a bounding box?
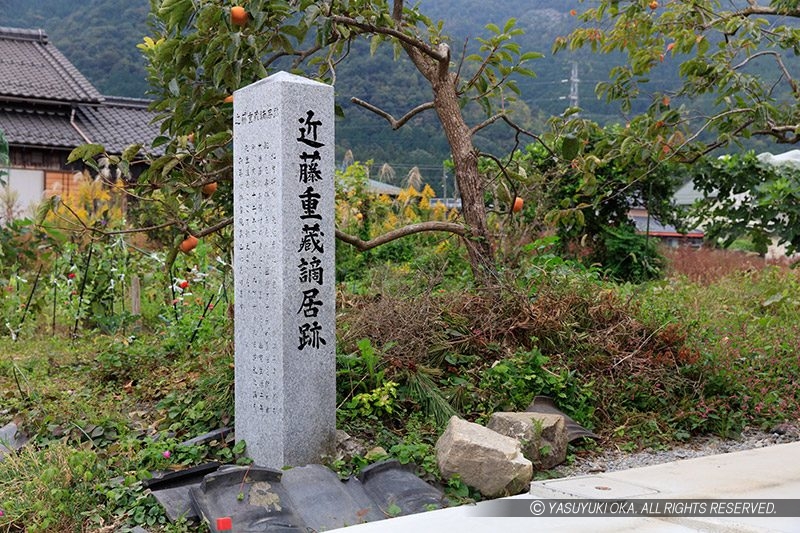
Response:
[0,104,83,148]
[630,214,704,238]
[76,97,163,154]
[0,99,162,155]
[367,178,403,195]
[0,27,161,156]
[0,26,103,104]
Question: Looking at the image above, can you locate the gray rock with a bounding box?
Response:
[336,429,367,462]
[0,422,29,461]
[487,412,568,470]
[435,416,532,497]
[525,395,599,441]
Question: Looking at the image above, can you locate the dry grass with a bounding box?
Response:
[662,246,788,285]
[338,275,693,386]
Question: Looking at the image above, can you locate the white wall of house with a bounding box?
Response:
[1,168,43,222]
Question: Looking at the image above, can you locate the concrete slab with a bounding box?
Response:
[601,443,800,499]
[531,475,659,499]
[330,442,800,532]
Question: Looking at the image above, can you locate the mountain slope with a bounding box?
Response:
[0,0,626,191]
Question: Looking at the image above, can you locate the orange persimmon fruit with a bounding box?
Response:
[202,182,218,197]
[231,6,248,26]
[179,235,199,254]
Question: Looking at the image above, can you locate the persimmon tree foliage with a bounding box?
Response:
[561,0,800,253]
[120,0,548,284]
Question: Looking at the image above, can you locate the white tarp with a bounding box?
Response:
[756,149,800,167]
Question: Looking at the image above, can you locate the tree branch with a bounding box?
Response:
[194,216,233,238]
[351,98,435,130]
[328,14,447,62]
[262,42,326,71]
[453,37,470,86]
[478,151,519,210]
[189,165,232,188]
[465,68,518,105]
[291,43,325,69]
[703,4,800,33]
[470,113,505,135]
[44,199,187,236]
[667,113,755,164]
[753,124,800,143]
[92,221,180,236]
[437,43,451,79]
[335,221,467,251]
[670,108,754,152]
[740,5,800,17]
[393,0,404,21]
[731,50,799,96]
[500,115,558,159]
[460,44,500,95]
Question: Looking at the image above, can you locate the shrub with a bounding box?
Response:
[592,224,664,283]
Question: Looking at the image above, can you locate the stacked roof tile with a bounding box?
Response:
[0,26,160,155]
[77,97,162,154]
[0,27,103,104]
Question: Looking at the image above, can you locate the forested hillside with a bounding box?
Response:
[0,0,646,192]
[0,0,150,97]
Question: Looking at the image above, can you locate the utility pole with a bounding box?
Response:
[560,61,580,115]
[442,163,447,200]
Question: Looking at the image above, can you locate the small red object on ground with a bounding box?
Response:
[216,516,233,531]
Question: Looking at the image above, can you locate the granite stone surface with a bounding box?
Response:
[233,72,335,468]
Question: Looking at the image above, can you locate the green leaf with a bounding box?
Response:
[118,159,131,179]
[152,135,171,148]
[121,143,142,162]
[562,135,580,160]
[370,34,382,56]
[35,195,59,224]
[67,144,106,164]
[386,503,402,517]
[232,439,247,454]
[203,131,232,148]
[520,51,544,61]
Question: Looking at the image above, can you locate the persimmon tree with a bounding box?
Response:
[561,0,800,253]
[110,0,550,285]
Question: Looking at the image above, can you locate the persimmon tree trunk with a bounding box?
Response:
[433,73,495,284]
[389,1,496,285]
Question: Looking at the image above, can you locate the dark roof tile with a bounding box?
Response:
[0,27,163,157]
[630,214,704,238]
[76,97,163,154]
[0,104,83,148]
[0,99,162,155]
[0,26,103,104]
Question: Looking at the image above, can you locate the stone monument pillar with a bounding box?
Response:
[233,72,335,468]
